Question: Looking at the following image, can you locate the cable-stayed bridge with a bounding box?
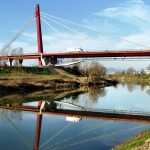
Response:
[0,4,150,67]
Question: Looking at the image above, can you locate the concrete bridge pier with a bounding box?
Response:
[8,59,23,66]
[41,54,57,66]
[18,59,23,66]
[8,59,13,66]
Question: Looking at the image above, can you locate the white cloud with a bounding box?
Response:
[94,0,150,29]
[44,33,108,51]
[22,32,37,40]
[116,30,150,49]
[10,41,37,53]
[92,0,150,50]
[21,31,113,53]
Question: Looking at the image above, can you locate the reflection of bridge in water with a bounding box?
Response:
[0,103,150,123]
[0,102,150,150]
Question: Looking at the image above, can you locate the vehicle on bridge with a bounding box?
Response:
[66,47,83,53]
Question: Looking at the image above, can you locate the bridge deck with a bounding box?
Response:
[0,50,150,60]
[0,105,150,123]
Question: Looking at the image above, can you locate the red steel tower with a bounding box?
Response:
[35,4,43,66]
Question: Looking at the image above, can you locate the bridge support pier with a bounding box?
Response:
[41,55,57,66]
[18,59,23,66]
[8,59,13,66]
[41,56,50,66]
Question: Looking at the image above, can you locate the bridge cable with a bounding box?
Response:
[41,14,80,34]
[50,124,145,150]
[40,122,73,149]
[47,122,110,149]
[1,16,34,54]
[41,16,85,55]
[5,16,34,50]
[41,12,150,49]
[41,17,61,34]
[1,111,32,149]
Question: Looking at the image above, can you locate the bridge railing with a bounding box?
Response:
[78,107,150,116]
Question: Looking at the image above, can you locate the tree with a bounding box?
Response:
[147,64,150,71]
[126,67,135,75]
[0,47,23,66]
[0,47,11,66]
[87,62,106,84]
[78,63,90,77]
[11,48,24,66]
[140,69,145,75]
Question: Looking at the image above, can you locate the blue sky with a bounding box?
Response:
[1,0,150,69]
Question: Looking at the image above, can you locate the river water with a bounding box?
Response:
[0,83,150,150]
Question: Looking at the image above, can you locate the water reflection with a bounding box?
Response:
[146,89,150,96]
[0,88,85,105]
[0,108,150,150]
[0,83,150,149]
[0,109,23,121]
[0,83,150,112]
[55,84,150,112]
[124,82,150,93]
[88,87,106,102]
[127,83,134,92]
[0,109,32,149]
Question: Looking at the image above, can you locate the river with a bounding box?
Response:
[0,83,150,150]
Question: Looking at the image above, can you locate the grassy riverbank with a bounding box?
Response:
[0,66,117,90]
[113,129,150,150]
[0,66,79,90]
[107,74,150,85]
[0,66,71,78]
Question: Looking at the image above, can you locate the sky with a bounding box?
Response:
[1,0,150,70]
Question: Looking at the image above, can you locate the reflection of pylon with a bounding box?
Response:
[34,113,42,150]
[35,4,43,66]
[38,101,42,109]
[34,100,43,150]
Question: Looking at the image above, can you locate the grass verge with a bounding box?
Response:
[113,129,150,150]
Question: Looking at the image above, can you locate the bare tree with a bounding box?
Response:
[87,62,106,84]
[0,47,23,66]
[0,47,11,66]
[11,47,24,66]
[147,64,150,71]
[78,62,89,77]
[126,67,135,75]
[140,69,145,75]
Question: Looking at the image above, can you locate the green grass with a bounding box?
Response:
[107,74,150,84]
[0,66,75,79]
[0,66,55,74]
[113,129,150,150]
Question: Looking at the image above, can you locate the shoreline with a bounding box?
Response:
[113,129,150,150]
[107,74,150,85]
[0,77,118,91]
